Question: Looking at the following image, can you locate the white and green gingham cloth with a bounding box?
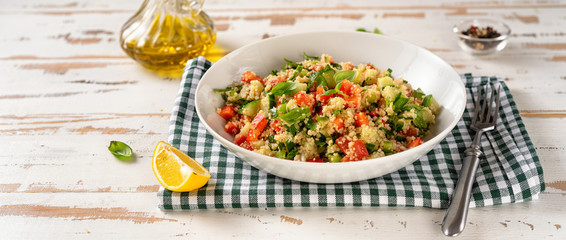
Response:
[158,57,545,210]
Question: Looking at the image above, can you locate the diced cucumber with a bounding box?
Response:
[421,109,434,123]
[382,140,394,155]
[352,70,364,85]
[260,94,276,114]
[364,91,378,104]
[292,83,307,94]
[377,76,395,89]
[423,95,440,115]
[239,99,261,117]
[277,103,288,115]
[364,69,378,85]
[260,97,270,114]
[381,86,401,102]
[322,69,336,88]
[328,153,342,163]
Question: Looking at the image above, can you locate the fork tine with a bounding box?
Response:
[486,85,496,122]
[491,85,502,124]
[478,85,489,123]
[472,86,482,125]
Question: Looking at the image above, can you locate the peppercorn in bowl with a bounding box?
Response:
[195,31,466,183]
[453,18,511,55]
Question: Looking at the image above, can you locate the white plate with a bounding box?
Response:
[195,31,466,183]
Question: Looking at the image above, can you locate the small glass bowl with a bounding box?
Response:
[453,19,510,55]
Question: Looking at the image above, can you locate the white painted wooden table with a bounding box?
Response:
[1,0,565,239]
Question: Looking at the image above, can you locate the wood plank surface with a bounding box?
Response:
[1,0,565,239]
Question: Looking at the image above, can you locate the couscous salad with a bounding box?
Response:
[214,53,439,163]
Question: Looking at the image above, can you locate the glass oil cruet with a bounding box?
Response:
[120,0,216,75]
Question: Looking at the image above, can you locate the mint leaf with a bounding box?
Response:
[108,141,133,161]
[270,82,297,96]
[280,107,311,125]
[334,70,357,82]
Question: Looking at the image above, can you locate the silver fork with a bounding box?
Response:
[442,84,501,237]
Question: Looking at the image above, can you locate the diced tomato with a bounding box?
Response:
[224,121,239,135]
[312,64,323,72]
[332,116,345,133]
[344,95,359,109]
[351,140,369,160]
[251,112,268,132]
[265,76,285,90]
[336,136,350,154]
[316,86,332,105]
[365,63,376,70]
[408,138,424,148]
[368,106,380,116]
[246,128,262,143]
[404,127,419,137]
[341,155,352,162]
[241,71,262,83]
[240,141,253,151]
[219,105,236,120]
[307,158,324,163]
[294,92,315,109]
[270,119,282,134]
[339,80,353,95]
[234,133,246,145]
[350,85,362,96]
[342,62,354,71]
[354,112,369,127]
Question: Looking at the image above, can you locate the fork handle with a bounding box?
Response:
[442,145,483,237]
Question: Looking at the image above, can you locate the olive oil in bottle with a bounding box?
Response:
[120,0,216,75]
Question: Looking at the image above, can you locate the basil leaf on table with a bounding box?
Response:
[108,141,133,161]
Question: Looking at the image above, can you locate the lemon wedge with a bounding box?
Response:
[152,141,210,192]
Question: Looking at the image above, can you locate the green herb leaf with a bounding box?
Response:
[284,124,298,135]
[270,82,298,96]
[321,89,337,96]
[307,65,335,89]
[413,111,428,129]
[213,88,229,93]
[356,27,383,35]
[108,141,133,160]
[412,88,425,100]
[422,95,433,107]
[288,65,303,81]
[269,107,278,118]
[280,106,311,125]
[402,104,424,112]
[306,118,318,131]
[303,52,320,60]
[334,70,357,82]
[287,149,300,159]
[393,95,409,113]
[365,143,376,153]
[331,62,342,70]
[316,115,329,122]
[275,151,286,159]
[380,127,394,138]
[283,58,299,69]
[322,81,347,97]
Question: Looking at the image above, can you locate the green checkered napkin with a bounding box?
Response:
[158,57,545,210]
